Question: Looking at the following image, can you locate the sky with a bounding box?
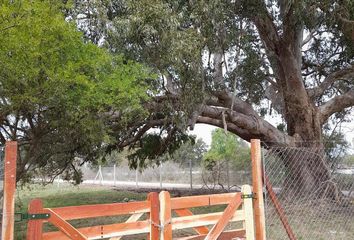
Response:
[189,119,354,149]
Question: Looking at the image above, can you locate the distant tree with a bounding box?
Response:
[169,138,207,167]
[0,1,150,184]
[204,129,250,169]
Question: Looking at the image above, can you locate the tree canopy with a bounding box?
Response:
[0,1,150,183]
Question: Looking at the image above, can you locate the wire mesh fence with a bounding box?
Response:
[80,159,252,191]
[263,143,354,240]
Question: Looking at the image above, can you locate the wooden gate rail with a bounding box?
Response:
[27,193,158,240]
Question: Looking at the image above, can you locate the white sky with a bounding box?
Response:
[189,119,354,149]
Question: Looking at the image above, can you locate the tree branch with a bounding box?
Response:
[308,65,354,99]
[319,88,354,123]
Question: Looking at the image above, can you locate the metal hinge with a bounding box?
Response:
[241,193,255,199]
[15,213,50,222]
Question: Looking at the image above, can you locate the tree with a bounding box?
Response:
[167,138,207,167]
[67,0,354,196]
[0,1,150,184]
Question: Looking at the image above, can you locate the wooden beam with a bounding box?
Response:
[205,193,242,240]
[159,191,172,240]
[171,211,243,230]
[26,199,44,240]
[174,209,209,235]
[44,209,87,240]
[49,201,150,220]
[176,229,246,240]
[1,141,17,240]
[251,139,267,240]
[171,193,237,209]
[43,220,150,240]
[147,192,160,240]
[110,213,144,240]
[242,185,255,240]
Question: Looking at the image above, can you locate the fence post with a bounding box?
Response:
[147,192,160,240]
[135,168,139,188]
[1,141,17,240]
[113,164,116,186]
[189,158,193,190]
[251,139,266,240]
[159,163,162,189]
[26,199,44,240]
[159,191,172,240]
[242,185,255,240]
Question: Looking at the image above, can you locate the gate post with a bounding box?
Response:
[1,141,17,240]
[251,139,266,240]
[26,199,44,240]
[159,191,172,240]
[147,192,160,240]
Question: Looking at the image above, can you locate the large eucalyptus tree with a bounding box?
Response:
[71,0,354,196]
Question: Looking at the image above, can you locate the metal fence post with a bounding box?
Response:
[136,168,139,188]
[159,163,162,189]
[251,139,266,240]
[113,164,116,186]
[1,141,17,240]
[189,158,193,190]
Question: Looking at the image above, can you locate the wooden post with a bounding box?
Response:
[26,199,44,240]
[242,185,255,240]
[2,141,17,240]
[147,192,160,240]
[251,139,266,240]
[159,191,172,240]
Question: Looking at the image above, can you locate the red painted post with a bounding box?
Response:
[1,141,17,240]
[147,192,160,240]
[26,199,44,240]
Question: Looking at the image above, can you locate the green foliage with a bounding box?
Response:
[203,129,250,170]
[0,1,150,183]
[171,138,207,167]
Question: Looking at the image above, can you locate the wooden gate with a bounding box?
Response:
[26,185,255,240]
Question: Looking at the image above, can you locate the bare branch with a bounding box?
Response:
[319,88,354,123]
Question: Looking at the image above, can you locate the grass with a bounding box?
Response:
[15,183,147,240]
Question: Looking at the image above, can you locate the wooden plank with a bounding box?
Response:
[242,185,255,240]
[251,139,266,240]
[264,175,297,240]
[43,221,150,240]
[205,193,242,240]
[174,209,209,234]
[1,141,17,240]
[159,191,172,240]
[44,208,87,240]
[110,213,144,240]
[50,201,149,220]
[172,211,244,230]
[26,199,44,240]
[171,193,236,210]
[176,229,246,240]
[147,192,159,240]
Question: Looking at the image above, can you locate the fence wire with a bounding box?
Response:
[263,144,354,240]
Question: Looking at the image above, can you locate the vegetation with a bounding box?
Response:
[0,1,150,183]
[65,0,354,196]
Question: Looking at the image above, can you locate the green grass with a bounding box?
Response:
[15,184,147,240]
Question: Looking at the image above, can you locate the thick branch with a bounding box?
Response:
[319,89,354,123]
[308,65,354,99]
[200,105,294,146]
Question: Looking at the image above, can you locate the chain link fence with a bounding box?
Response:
[263,143,354,240]
[80,159,251,191]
